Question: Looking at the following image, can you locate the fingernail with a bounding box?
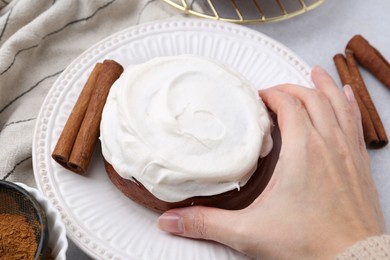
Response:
[158,213,184,234]
[312,65,326,75]
[343,84,356,103]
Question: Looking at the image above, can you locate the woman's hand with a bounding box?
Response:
[158,66,386,259]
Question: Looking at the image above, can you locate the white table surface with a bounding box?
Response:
[68,0,390,258]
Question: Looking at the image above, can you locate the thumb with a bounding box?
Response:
[158,206,239,243]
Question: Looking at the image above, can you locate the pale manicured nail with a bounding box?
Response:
[343,84,356,103]
[313,65,326,74]
[158,213,184,234]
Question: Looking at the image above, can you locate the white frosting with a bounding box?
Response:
[100,56,273,202]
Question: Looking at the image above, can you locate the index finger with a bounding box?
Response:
[259,87,314,143]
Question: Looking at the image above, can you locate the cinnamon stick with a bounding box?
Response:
[333,54,381,147]
[346,35,390,91]
[67,60,123,174]
[345,50,388,148]
[52,62,103,169]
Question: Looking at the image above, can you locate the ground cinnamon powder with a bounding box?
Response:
[0,213,38,260]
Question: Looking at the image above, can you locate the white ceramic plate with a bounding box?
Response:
[33,18,312,260]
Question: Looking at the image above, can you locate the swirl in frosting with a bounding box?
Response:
[100,56,273,202]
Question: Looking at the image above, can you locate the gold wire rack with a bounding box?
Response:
[163,0,325,24]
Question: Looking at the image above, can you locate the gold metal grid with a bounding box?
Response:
[163,0,325,24]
